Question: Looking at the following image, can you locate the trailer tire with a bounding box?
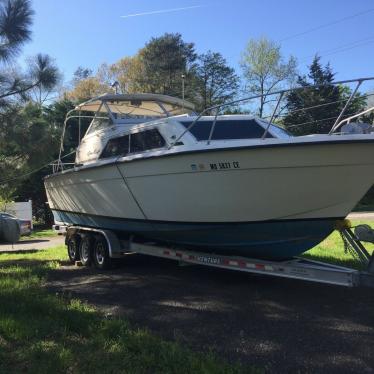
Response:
[79,234,93,266]
[67,235,80,263]
[93,235,111,270]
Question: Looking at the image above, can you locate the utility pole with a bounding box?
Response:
[181,74,185,110]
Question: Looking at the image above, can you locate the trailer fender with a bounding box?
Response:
[65,226,123,258]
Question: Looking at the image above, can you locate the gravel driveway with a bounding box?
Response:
[47,254,374,373]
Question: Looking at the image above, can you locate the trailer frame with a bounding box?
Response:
[62,225,374,288]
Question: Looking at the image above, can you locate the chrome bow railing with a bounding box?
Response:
[169,76,374,148]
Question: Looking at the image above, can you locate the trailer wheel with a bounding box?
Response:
[93,235,111,270]
[67,235,80,263]
[79,234,93,266]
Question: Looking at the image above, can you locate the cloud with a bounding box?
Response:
[121,5,203,19]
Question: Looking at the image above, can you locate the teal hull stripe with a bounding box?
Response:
[52,210,338,260]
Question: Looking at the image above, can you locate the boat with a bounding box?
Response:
[44,79,374,260]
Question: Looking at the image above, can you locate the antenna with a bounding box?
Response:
[111,81,120,94]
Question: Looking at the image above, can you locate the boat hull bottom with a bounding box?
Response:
[52,210,341,260]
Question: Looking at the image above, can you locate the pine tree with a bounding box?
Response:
[195,51,239,112]
[138,33,197,99]
[0,1,59,107]
[283,56,366,135]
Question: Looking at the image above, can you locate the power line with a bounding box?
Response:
[321,40,374,58]
[321,37,374,55]
[280,8,374,42]
[286,113,355,129]
[300,38,374,63]
[299,36,374,63]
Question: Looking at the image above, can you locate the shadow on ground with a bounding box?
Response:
[1,258,242,373]
[48,255,374,373]
[18,239,50,244]
[0,249,45,255]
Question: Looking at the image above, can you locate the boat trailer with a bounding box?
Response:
[63,222,374,288]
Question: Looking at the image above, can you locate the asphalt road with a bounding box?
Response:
[0,235,64,252]
[348,212,374,220]
[47,254,374,373]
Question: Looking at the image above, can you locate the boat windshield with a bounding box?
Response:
[179,118,292,140]
[179,119,287,140]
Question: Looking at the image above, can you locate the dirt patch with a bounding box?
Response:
[47,254,374,373]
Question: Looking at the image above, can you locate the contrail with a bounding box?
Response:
[121,5,203,18]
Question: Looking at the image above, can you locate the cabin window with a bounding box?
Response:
[129,129,166,153]
[180,119,274,140]
[100,129,166,159]
[100,134,129,159]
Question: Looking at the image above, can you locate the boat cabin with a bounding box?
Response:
[63,93,289,167]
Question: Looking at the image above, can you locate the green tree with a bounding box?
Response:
[28,54,61,106]
[0,0,61,222]
[283,56,366,135]
[195,51,239,112]
[96,56,145,94]
[73,36,240,113]
[0,0,33,62]
[72,66,93,84]
[0,98,83,223]
[0,103,59,218]
[240,37,297,118]
[66,76,109,101]
[138,33,197,99]
[0,0,59,106]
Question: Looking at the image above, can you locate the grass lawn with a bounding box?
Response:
[0,246,256,374]
[303,220,374,269]
[21,228,58,240]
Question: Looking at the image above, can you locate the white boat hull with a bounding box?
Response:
[45,139,374,259]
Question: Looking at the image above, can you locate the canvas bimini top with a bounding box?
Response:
[75,93,195,119]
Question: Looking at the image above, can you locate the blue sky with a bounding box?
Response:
[21,0,374,92]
